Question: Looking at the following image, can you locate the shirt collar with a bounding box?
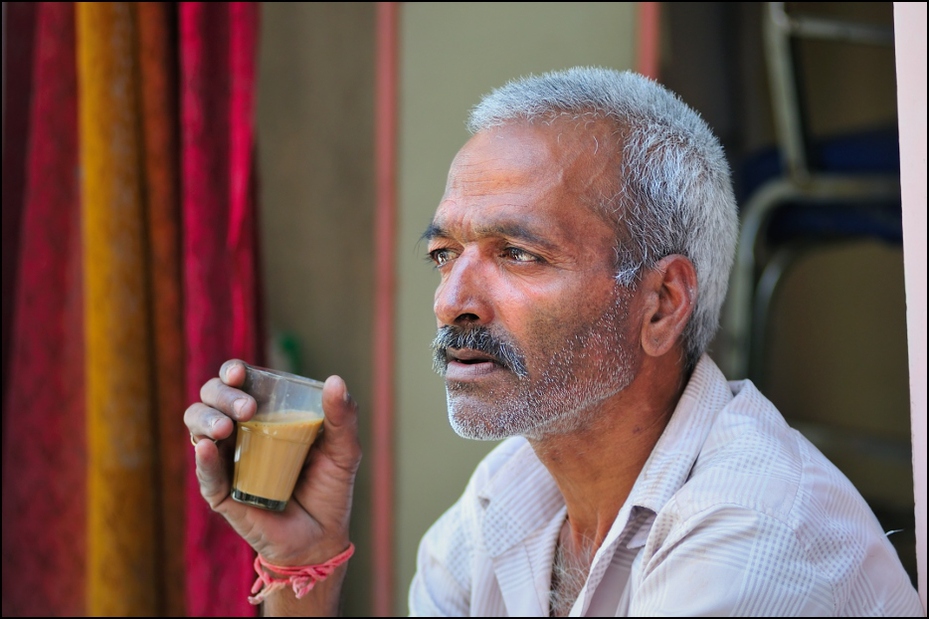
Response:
[476,355,733,557]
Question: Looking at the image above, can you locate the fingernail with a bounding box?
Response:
[234,398,246,416]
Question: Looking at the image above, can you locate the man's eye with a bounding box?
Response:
[503,247,538,263]
[428,248,455,266]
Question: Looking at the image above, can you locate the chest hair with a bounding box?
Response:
[549,528,593,617]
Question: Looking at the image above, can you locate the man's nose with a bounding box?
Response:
[433,255,494,326]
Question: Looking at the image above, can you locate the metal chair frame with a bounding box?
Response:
[722,1,899,381]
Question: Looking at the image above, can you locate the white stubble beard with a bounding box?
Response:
[446,287,637,441]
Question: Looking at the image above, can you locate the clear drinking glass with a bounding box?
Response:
[231,364,325,512]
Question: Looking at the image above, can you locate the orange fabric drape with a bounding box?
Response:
[77,3,159,614]
[137,2,188,614]
[2,2,261,615]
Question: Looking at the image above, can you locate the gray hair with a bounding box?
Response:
[467,66,738,370]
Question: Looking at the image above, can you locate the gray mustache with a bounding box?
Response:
[431,325,529,378]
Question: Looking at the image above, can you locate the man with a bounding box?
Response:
[186,67,923,616]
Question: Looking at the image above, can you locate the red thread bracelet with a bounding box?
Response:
[248,543,355,605]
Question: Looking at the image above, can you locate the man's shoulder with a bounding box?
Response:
[646,357,820,522]
[680,377,849,520]
[644,377,922,615]
[665,374,893,562]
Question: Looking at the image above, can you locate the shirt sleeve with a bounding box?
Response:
[629,503,924,617]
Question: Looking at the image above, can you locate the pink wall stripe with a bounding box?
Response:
[373,2,399,616]
[637,2,661,80]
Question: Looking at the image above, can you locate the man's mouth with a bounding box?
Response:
[447,348,502,366]
[443,347,505,379]
[431,325,529,378]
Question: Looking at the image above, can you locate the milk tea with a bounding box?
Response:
[232,412,324,512]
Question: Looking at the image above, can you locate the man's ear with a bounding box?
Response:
[637,254,697,358]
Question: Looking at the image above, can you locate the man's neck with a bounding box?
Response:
[529,357,687,550]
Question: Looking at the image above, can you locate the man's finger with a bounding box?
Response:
[184,401,236,442]
[199,377,256,421]
[194,437,232,510]
[220,359,248,386]
[319,375,362,467]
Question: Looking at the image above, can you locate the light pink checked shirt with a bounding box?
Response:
[409,356,923,616]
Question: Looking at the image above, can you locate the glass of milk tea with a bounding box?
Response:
[231,364,325,512]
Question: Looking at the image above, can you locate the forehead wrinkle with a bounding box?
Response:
[473,220,559,252]
[426,120,618,250]
[423,216,560,253]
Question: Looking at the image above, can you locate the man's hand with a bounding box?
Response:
[184,360,361,613]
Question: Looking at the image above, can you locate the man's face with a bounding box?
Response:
[425,120,642,441]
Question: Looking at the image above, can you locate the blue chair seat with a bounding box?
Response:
[738,126,901,246]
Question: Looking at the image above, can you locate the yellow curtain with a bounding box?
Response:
[77,3,158,614]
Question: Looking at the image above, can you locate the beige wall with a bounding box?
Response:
[396,3,638,613]
[257,4,376,616]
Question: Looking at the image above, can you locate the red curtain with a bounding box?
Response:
[1,2,263,616]
[1,4,85,615]
[181,3,264,616]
